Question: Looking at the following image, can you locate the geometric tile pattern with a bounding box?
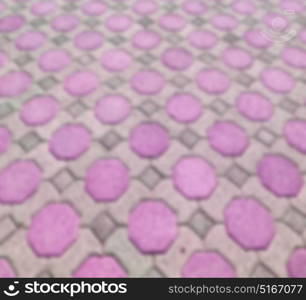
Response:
[0,0,306,278]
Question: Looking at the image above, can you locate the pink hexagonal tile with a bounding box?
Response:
[73,255,126,278]
[284,120,306,154]
[95,94,131,124]
[64,70,99,96]
[49,124,92,160]
[27,203,80,257]
[166,93,203,123]
[236,92,273,122]
[0,160,42,204]
[182,251,236,278]
[197,68,230,94]
[207,121,249,157]
[225,197,275,250]
[85,158,129,202]
[128,200,177,253]
[172,156,217,200]
[0,15,25,33]
[0,71,32,98]
[130,122,170,158]
[261,68,295,94]
[15,31,46,51]
[20,95,59,126]
[0,259,15,278]
[257,154,303,197]
[162,47,193,70]
[287,248,306,278]
[131,70,165,95]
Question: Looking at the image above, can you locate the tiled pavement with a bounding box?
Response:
[0,0,306,278]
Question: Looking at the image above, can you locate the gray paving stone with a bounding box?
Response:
[91,211,116,243]
[282,208,306,233]
[77,54,95,66]
[100,131,122,150]
[192,17,206,26]
[137,53,156,65]
[210,99,230,115]
[52,35,69,46]
[51,168,75,193]
[170,74,191,88]
[105,76,125,89]
[108,35,126,46]
[38,76,58,90]
[255,127,278,147]
[139,100,159,116]
[0,103,14,119]
[139,166,164,189]
[19,132,42,152]
[236,73,255,86]
[225,164,250,187]
[279,98,299,113]
[138,17,154,27]
[188,211,214,238]
[179,128,200,149]
[66,102,87,118]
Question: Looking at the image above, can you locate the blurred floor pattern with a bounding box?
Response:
[0,0,306,278]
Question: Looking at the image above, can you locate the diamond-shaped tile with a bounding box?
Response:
[30,18,47,27]
[105,76,125,89]
[0,216,16,243]
[62,3,77,11]
[66,102,87,118]
[282,208,306,233]
[138,17,154,27]
[210,99,230,115]
[243,16,258,27]
[100,131,122,150]
[255,127,278,147]
[38,76,58,90]
[139,100,159,116]
[139,166,164,189]
[236,73,254,86]
[51,168,74,193]
[15,54,32,67]
[91,211,116,243]
[279,98,299,113]
[251,264,276,278]
[188,211,214,238]
[297,16,306,26]
[198,53,217,64]
[109,1,127,10]
[19,132,42,152]
[85,18,100,28]
[258,51,275,64]
[223,33,240,43]
[108,35,126,46]
[52,35,69,46]
[162,2,178,12]
[179,128,200,148]
[77,54,94,66]
[137,53,156,65]
[225,164,250,187]
[0,103,14,119]
[170,74,191,88]
[166,34,183,45]
[192,17,206,26]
